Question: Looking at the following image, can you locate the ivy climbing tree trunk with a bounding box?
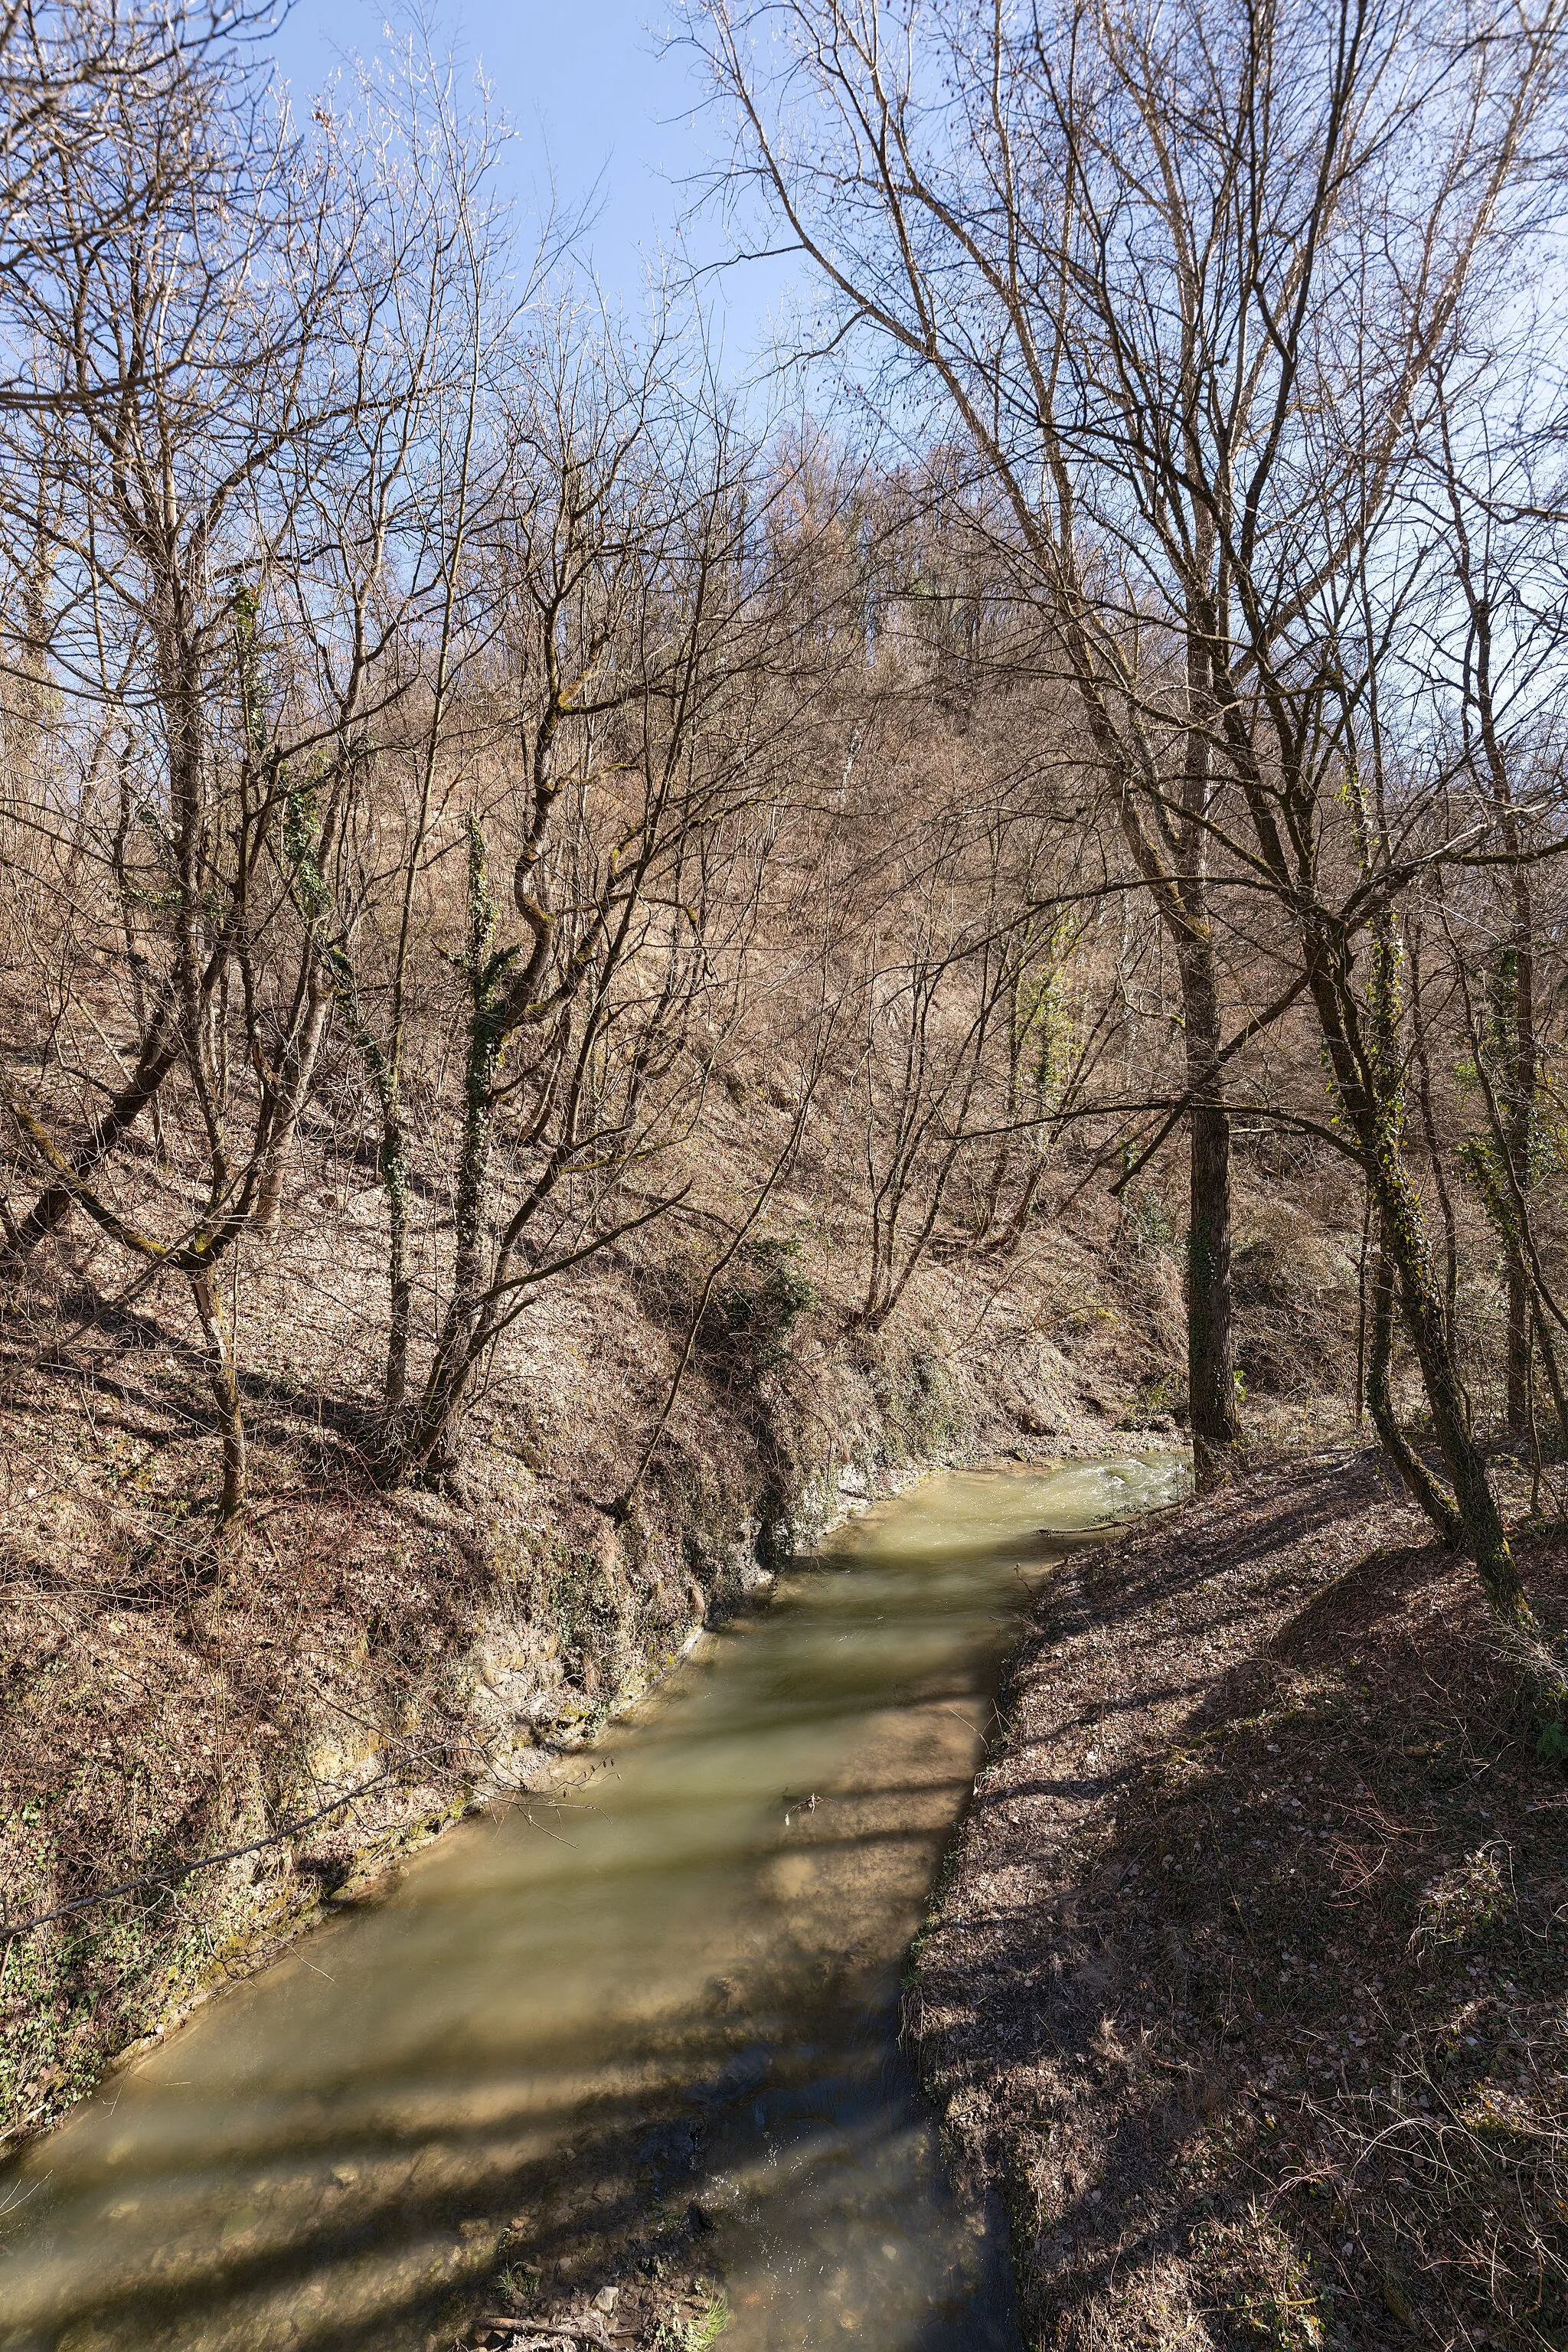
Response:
[394,820,507,1479]
[1501,900,1539,1433]
[1305,920,1527,1624]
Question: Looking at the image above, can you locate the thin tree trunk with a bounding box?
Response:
[189,1263,245,1529]
[252,972,331,1238]
[1299,918,1525,1621]
[1367,1235,1462,1545]
[1354,1183,1370,1426]
[1505,897,1537,1430]
[1410,933,1460,1339]
[1178,926,1238,1485]
[1530,1293,1568,1460]
[1001,1151,1048,1255]
[384,824,501,1481]
[1374,1152,1523,1617]
[1439,505,1540,1431]
[1464,1137,1568,1458]
[382,1117,412,1419]
[281,786,415,1430]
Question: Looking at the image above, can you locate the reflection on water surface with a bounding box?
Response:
[0,1451,1187,2352]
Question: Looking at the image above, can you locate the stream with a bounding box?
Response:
[0,1452,1187,2352]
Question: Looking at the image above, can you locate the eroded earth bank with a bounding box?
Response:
[0,1455,1184,2352]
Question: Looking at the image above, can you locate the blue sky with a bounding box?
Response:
[267,1,795,361]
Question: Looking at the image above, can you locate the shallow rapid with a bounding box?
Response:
[0,1451,1187,2352]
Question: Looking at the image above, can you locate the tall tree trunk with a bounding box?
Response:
[1179,926,1238,1485]
[1504,895,1537,1432]
[1058,578,1240,1486]
[1174,576,1237,1486]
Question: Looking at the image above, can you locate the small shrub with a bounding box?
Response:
[705,1239,817,1376]
[1132,1370,1185,1422]
[1538,1716,1568,1763]
[1124,1184,1177,1257]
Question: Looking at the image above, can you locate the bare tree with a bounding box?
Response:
[686,0,1250,1479]
[281,312,833,1485]
[690,0,1568,1615]
[0,32,502,1521]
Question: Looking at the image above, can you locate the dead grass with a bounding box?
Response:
[909,1449,1568,2351]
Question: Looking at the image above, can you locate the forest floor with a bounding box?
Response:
[908,1445,1568,2352]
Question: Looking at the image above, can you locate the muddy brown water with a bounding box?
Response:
[0,1452,1187,2352]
